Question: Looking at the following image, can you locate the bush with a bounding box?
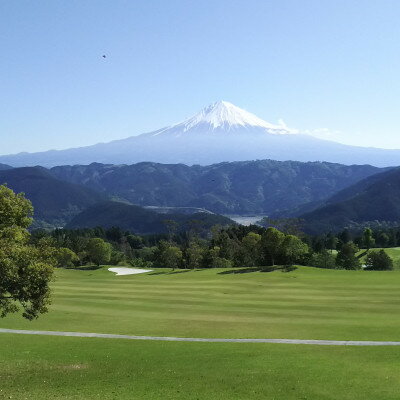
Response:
[365,250,393,271]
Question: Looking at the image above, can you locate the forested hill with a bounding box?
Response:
[0,163,12,170]
[0,167,106,228]
[66,201,234,235]
[50,160,384,215]
[300,167,400,234]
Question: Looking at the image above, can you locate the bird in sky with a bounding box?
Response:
[102,55,106,58]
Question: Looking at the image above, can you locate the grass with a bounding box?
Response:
[2,333,400,400]
[2,265,400,398]
[3,266,400,341]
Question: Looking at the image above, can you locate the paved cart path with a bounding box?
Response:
[1,328,400,346]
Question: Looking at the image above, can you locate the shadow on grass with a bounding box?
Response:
[218,267,261,275]
[65,265,102,271]
[168,269,192,274]
[148,271,169,276]
[218,266,297,275]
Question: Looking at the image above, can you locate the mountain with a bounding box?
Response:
[66,201,234,235]
[50,160,383,215]
[0,167,106,228]
[299,168,400,234]
[2,101,400,167]
[0,163,12,170]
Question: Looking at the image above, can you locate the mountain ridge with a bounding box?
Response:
[2,101,400,167]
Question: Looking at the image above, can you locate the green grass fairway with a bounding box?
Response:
[2,334,400,400]
[2,266,400,341]
[2,265,400,399]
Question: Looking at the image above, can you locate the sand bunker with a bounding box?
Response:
[108,267,153,276]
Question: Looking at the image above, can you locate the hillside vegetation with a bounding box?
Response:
[66,201,234,235]
[50,160,383,215]
[300,167,400,233]
[0,167,106,227]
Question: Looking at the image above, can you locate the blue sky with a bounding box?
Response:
[1,0,400,154]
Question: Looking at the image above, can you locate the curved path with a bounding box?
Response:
[1,328,400,346]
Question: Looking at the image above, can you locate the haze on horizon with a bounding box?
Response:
[2,0,400,154]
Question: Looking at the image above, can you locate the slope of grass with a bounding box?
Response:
[2,266,400,341]
[2,266,400,399]
[1,333,400,400]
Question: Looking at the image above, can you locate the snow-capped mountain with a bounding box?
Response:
[148,101,296,136]
[2,101,400,167]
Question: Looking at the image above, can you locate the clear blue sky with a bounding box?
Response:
[2,0,400,154]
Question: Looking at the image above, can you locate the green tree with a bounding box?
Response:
[237,232,261,267]
[261,227,285,266]
[156,240,183,270]
[309,250,336,269]
[0,185,55,320]
[184,242,205,269]
[86,238,112,266]
[336,242,360,270]
[326,233,338,253]
[362,228,375,251]
[206,246,233,268]
[365,250,393,271]
[377,232,390,247]
[55,247,79,268]
[281,235,309,266]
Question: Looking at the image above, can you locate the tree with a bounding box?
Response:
[365,250,393,271]
[336,242,360,270]
[156,240,182,270]
[261,228,285,266]
[281,235,309,266]
[86,238,112,266]
[362,228,375,251]
[206,246,233,268]
[376,232,390,247]
[237,232,261,267]
[0,185,55,320]
[55,247,79,268]
[326,233,338,253]
[184,242,205,269]
[309,250,336,269]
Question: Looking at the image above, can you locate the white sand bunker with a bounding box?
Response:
[108,267,153,276]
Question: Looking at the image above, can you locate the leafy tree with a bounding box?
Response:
[128,258,153,269]
[237,232,261,267]
[365,250,393,271]
[55,247,79,268]
[156,240,183,270]
[261,228,285,266]
[86,238,112,266]
[184,241,205,269]
[336,242,360,270]
[126,234,144,249]
[206,246,233,268]
[0,185,55,320]
[309,250,336,269]
[362,228,375,251]
[281,235,309,266]
[376,232,390,247]
[326,233,338,253]
[338,230,351,245]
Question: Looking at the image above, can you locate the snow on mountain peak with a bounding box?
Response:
[151,101,298,137]
[178,101,297,132]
